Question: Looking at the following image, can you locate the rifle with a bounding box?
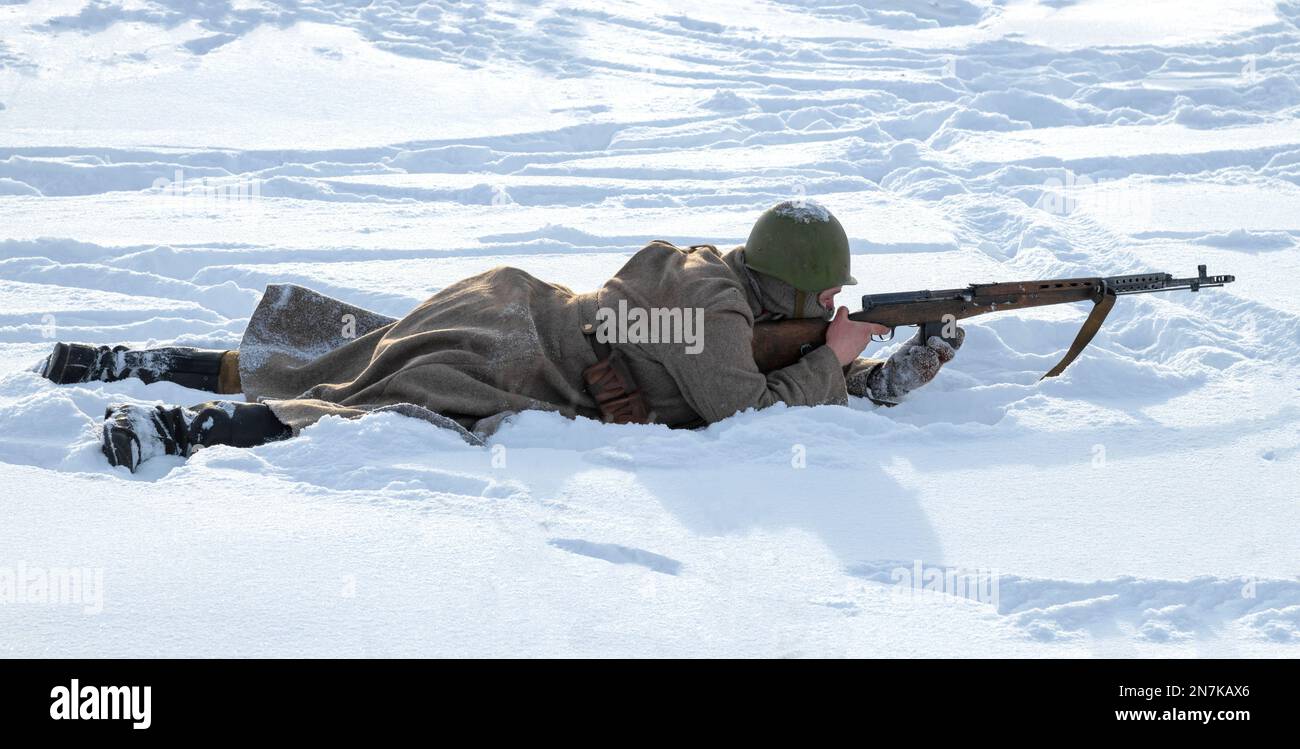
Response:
[752,265,1235,378]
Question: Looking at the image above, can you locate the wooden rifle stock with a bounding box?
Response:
[752,318,830,373]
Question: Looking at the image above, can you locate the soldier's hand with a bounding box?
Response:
[849,326,964,403]
[826,307,890,367]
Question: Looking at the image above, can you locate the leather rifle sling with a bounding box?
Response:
[1041,289,1117,379]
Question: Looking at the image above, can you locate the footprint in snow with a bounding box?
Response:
[548,538,682,576]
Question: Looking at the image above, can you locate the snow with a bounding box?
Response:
[1,0,1298,657]
[773,198,833,224]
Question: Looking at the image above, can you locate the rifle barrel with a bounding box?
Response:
[1106,265,1235,295]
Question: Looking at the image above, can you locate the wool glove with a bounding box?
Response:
[846,327,964,405]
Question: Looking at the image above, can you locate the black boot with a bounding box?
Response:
[42,342,225,391]
[101,401,291,472]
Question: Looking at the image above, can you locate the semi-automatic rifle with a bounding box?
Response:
[752,265,1235,378]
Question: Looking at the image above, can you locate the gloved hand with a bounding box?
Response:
[846,326,964,405]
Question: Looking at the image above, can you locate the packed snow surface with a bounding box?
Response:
[1,0,1297,656]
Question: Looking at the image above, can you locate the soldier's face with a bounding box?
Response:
[817,287,842,312]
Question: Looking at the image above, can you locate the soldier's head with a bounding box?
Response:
[744,200,856,319]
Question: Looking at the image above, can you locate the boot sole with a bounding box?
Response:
[101,420,141,472]
[42,342,74,383]
[43,342,102,385]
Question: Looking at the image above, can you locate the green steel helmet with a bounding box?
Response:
[743,200,857,292]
